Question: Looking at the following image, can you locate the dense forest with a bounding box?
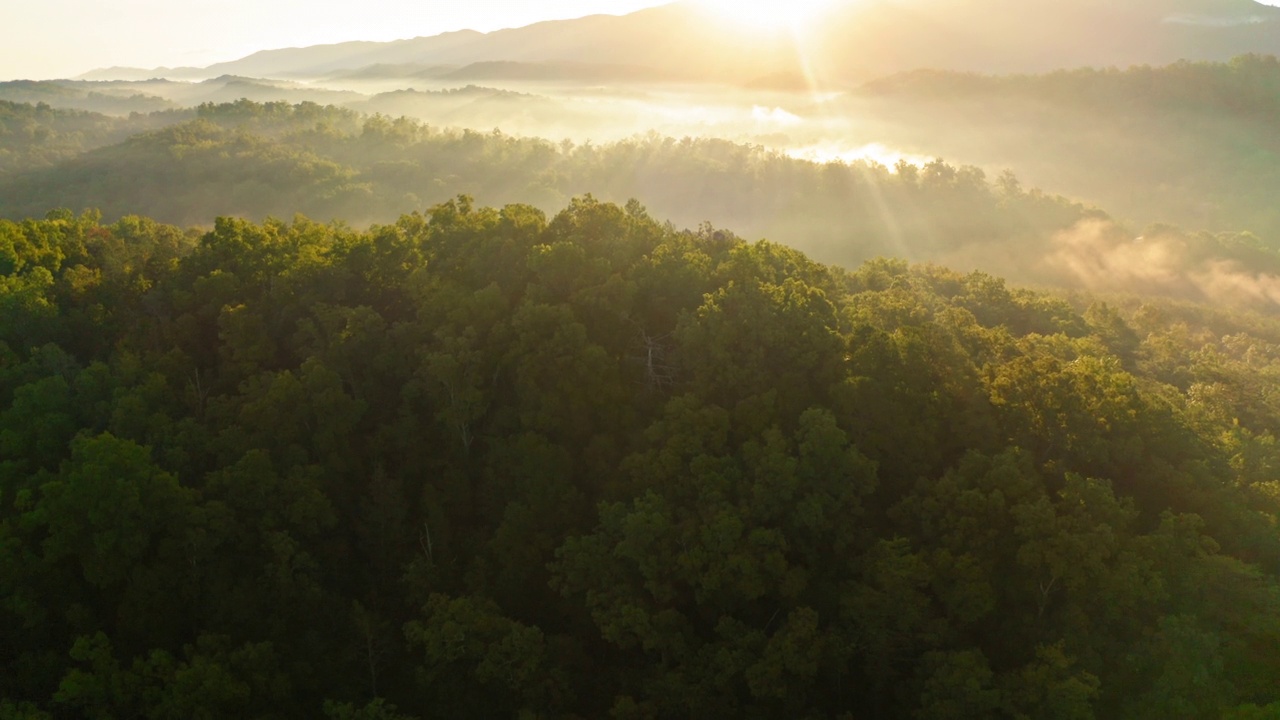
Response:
[2,197,1280,717]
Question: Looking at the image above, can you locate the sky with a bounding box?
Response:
[0,0,674,80]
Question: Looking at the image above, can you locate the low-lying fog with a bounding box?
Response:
[300,75,942,169]
[0,74,958,169]
[11,63,1275,246]
[5,57,1280,314]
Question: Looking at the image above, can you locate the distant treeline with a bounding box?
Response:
[855,54,1280,237]
[0,100,187,173]
[8,98,1280,311]
[6,54,1280,249]
[862,54,1280,117]
[0,98,1091,266]
[0,80,176,116]
[2,199,1279,718]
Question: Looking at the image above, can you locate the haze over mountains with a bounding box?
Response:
[78,0,1280,84]
[7,0,1280,268]
[8,0,1280,261]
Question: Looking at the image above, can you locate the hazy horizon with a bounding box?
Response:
[9,0,1280,81]
[1,0,673,80]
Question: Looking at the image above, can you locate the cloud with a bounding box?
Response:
[751,105,803,126]
[1040,219,1280,309]
[1191,259,1280,306]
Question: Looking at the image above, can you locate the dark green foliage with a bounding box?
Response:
[1,198,1278,717]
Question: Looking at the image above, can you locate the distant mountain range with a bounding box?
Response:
[78,0,1280,85]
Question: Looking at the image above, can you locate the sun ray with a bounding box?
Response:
[695,0,840,32]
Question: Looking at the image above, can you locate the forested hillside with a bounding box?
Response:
[0,101,187,173]
[8,98,1280,313]
[10,55,1280,250]
[856,55,1280,238]
[0,100,1096,267]
[863,54,1280,116]
[2,198,1279,718]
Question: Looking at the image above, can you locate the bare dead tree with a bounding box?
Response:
[628,327,676,390]
[1036,573,1059,620]
[352,601,388,698]
[419,519,435,566]
[187,368,208,418]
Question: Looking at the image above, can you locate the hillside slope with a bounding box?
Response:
[2,200,1279,718]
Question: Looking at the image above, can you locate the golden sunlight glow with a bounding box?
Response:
[785,143,932,169]
[696,0,840,31]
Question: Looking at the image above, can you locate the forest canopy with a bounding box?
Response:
[4,44,1280,720]
[2,197,1280,718]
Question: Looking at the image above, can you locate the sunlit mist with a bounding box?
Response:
[786,143,931,169]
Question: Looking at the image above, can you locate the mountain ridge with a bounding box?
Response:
[77,0,1280,84]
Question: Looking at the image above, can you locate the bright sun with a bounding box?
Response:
[696,0,839,31]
